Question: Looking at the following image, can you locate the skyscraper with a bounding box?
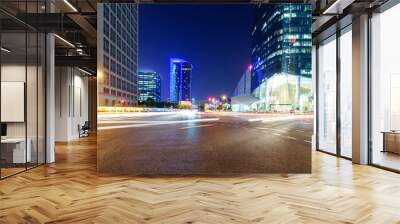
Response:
[97,3,138,106]
[138,71,161,102]
[251,4,312,112]
[169,58,193,102]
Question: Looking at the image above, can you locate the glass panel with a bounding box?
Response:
[318,36,337,154]
[371,4,400,171]
[38,32,45,165]
[340,28,352,158]
[0,1,46,179]
[1,31,28,177]
[27,31,38,169]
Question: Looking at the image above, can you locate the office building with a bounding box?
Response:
[138,71,161,102]
[169,58,193,102]
[97,3,139,106]
[231,66,258,112]
[251,4,312,112]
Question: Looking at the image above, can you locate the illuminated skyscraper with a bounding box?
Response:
[138,71,161,102]
[169,58,193,102]
[251,4,312,112]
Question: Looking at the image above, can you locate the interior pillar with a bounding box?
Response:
[352,14,369,164]
[46,33,55,163]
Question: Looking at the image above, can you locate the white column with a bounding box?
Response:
[46,32,55,163]
[352,14,369,164]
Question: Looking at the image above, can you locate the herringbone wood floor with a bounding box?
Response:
[1,136,400,224]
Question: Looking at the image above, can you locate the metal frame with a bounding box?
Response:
[315,22,353,162]
[315,44,319,151]
[336,22,341,157]
[367,10,373,165]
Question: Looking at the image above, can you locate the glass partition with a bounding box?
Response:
[317,35,337,154]
[27,31,38,169]
[370,4,400,171]
[0,1,46,179]
[339,27,352,158]
[37,32,46,165]
[1,31,28,177]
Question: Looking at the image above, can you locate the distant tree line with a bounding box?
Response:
[138,97,179,108]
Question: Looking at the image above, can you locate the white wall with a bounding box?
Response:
[1,63,46,164]
[1,65,35,138]
[55,67,89,141]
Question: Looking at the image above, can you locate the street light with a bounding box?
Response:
[221,95,227,101]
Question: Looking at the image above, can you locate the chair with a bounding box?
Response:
[78,121,90,138]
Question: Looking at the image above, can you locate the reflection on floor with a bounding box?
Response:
[373,151,400,170]
[0,167,25,178]
[0,162,43,179]
[0,135,400,223]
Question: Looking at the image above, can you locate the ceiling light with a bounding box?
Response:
[63,0,78,12]
[322,0,354,15]
[78,68,93,76]
[54,34,75,48]
[1,47,11,53]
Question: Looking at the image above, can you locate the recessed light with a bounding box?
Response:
[1,47,11,53]
[54,34,75,48]
[63,0,78,12]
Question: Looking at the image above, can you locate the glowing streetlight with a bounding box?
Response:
[221,95,227,101]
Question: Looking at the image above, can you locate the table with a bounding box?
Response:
[1,138,31,163]
[381,131,400,154]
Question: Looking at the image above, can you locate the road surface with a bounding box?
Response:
[97,111,313,175]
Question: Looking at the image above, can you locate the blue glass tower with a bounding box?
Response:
[169,58,193,102]
[138,71,161,102]
[250,4,312,111]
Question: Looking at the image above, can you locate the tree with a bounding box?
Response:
[144,97,156,107]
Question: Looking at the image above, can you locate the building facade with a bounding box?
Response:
[138,71,161,102]
[169,58,193,102]
[97,3,138,106]
[251,4,312,112]
[231,67,258,112]
[233,67,252,97]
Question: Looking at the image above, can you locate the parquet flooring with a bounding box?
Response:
[1,135,400,223]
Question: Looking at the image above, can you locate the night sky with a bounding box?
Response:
[138,4,254,101]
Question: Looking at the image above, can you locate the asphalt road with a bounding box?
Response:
[97,111,313,175]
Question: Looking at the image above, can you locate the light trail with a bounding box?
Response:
[179,124,214,130]
[98,118,219,130]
